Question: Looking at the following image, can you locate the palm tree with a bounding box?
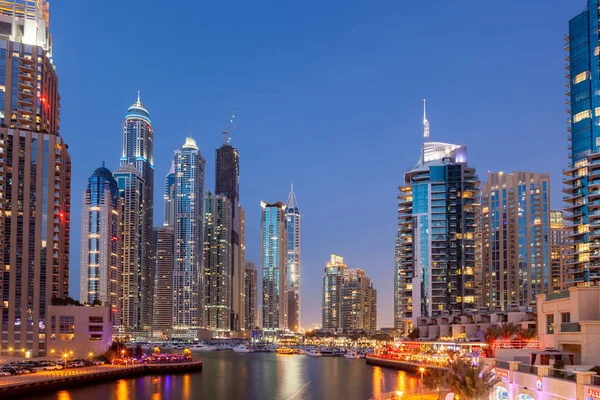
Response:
[447,359,501,400]
[495,322,521,340]
[423,368,451,400]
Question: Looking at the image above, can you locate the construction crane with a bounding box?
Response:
[222,110,237,144]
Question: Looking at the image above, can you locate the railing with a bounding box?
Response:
[548,368,577,382]
[517,364,538,375]
[492,340,541,349]
[495,360,510,370]
[546,290,570,301]
[593,374,600,386]
[561,322,581,332]
[369,388,439,400]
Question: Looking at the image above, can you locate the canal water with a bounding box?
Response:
[28,352,421,400]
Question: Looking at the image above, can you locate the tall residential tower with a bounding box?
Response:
[0,0,72,356]
[80,164,120,321]
[260,201,287,330]
[285,183,301,332]
[173,138,205,333]
[394,103,479,332]
[564,0,600,285]
[480,172,550,311]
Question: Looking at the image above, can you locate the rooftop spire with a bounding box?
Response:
[137,90,141,104]
[423,99,430,141]
[286,181,299,210]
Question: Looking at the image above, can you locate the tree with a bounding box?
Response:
[92,298,103,306]
[408,328,420,340]
[423,368,451,399]
[495,322,521,340]
[133,345,144,359]
[447,359,501,400]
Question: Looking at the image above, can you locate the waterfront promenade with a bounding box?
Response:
[0,360,203,396]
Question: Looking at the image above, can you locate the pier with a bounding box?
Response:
[0,360,203,396]
[366,355,448,373]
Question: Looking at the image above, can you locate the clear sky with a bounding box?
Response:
[52,0,582,329]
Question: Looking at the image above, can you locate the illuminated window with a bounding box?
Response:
[574,110,592,123]
[573,71,590,84]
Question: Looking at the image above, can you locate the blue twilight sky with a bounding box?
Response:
[51,0,581,329]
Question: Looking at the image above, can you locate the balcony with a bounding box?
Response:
[561,322,581,332]
[546,290,570,301]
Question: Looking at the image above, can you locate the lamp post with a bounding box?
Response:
[419,367,425,400]
[62,353,68,370]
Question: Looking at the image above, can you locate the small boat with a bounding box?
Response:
[305,349,322,357]
[344,351,361,359]
[320,349,335,357]
[233,345,252,353]
[276,347,295,355]
[189,343,217,351]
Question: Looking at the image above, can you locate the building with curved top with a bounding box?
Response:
[80,163,120,323]
[285,184,301,332]
[173,137,205,332]
[116,94,154,334]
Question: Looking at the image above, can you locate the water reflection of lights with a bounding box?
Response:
[57,390,72,400]
[183,374,191,400]
[372,366,383,397]
[116,379,129,400]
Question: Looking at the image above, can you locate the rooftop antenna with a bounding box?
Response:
[423,99,430,141]
[221,110,237,144]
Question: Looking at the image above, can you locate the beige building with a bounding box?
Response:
[322,255,377,333]
[414,311,535,340]
[0,1,72,357]
[480,172,551,311]
[47,305,112,358]
[537,286,600,366]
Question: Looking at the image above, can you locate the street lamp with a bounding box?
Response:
[50,349,56,355]
[419,367,426,400]
[62,353,69,370]
[88,351,94,360]
[395,390,404,399]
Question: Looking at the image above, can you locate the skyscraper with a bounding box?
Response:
[564,0,600,285]
[215,141,244,331]
[0,1,72,356]
[260,201,287,330]
[173,137,205,332]
[480,172,550,311]
[152,226,174,334]
[285,183,301,332]
[80,164,120,321]
[244,261,258,330]
[550,211,568,293]
[394,103,479,332]
[203,192,232,332]
[341,268,377,333]
[117,93,154,333]
[322,255,346,332]
[322,255,377,333]
[164,161,175,227]
[114,165,148,331]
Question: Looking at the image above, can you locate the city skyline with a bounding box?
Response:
[54,1,580,329]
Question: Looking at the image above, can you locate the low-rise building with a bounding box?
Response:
[536,285,600,366]
[47,305,112,358]
[415,311,536,341]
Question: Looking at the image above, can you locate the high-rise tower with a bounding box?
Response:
[550,211,568,293]
[164,161,175,227]
[151,226,174,334]
[203,193,233,331]
[285,183,301,332]
[564,0,600,285]
[80,163,120,321]
[260,201,287,330]
[322,255,346,332]
[480,172,550,311]
[116,94,154,334]
[244,261,258,330]
[0,1,72,356]
[173,137,205,333]
[394,103,479,333]
[215,140,244,330]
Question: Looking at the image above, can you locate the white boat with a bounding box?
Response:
[232,345,252,353]
[344,351,361,359]
[189,343,217,351]
[305,350,322,357]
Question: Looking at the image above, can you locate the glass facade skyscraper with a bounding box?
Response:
[244,261,258,330]
[164,161,175,227]
[564,0,600,285]
[0,1,72,356]
[260,201,287,330]
[173,138,205,331]
[480,172,550,311]
[80,164,120,322]
[151,226,174,333]
[285,183,301,332]
[394,140,479,332]
[203,193,232,332]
